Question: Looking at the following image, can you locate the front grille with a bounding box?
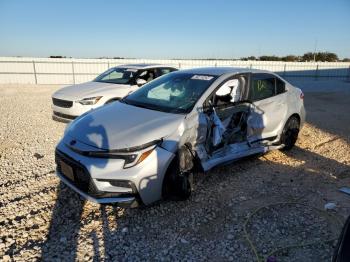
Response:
[53,111,77,120]
[55,150,99,195]
[55,150,136,199]
[52,98,73,108]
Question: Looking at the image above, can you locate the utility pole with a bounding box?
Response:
[313,38,318,62]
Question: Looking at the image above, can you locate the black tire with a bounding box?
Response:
[280,116,300,151]
[162,158,193,201]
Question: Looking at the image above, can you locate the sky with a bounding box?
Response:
[0,0,349,59]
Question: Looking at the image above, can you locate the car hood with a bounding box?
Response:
[52,81,132,100]
[65,102,185,150]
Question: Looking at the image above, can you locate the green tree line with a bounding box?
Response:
[241,52,350,62]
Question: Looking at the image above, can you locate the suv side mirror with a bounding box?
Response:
[136,78,147,87]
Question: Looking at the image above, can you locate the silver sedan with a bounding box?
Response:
[55,67,305,207]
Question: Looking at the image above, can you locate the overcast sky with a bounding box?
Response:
[0,0,349,59]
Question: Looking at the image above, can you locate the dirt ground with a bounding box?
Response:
[0,82,350,261]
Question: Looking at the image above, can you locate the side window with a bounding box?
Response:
[209,75,248,107]
[138,69,157,83]
[157,68,174,76]
[250,74,276,101]
[276,77,286,94]
[100,70,123,81]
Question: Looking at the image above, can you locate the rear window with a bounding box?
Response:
[276,77,286,94]
[249,73,286,101]
[250,74,275,101]
[158,68,175,76]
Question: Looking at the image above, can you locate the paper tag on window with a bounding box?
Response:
[191,75,214,81]
[126,68,138,72]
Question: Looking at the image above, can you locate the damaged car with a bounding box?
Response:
[55,67,305,207]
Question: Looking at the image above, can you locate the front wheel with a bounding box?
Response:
[280,116,300,151]
[162,158,193,201]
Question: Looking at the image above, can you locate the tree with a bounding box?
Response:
[282,55,299,62]
[259,55,281,61]
[302,52,339,62]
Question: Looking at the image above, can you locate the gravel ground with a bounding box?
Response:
[1,82,350,261]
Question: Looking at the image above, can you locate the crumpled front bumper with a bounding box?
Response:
[55,138,175,206]
[56,170,138,207]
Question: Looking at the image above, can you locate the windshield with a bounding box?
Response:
[94,67,137,84]
[122,72,217,114]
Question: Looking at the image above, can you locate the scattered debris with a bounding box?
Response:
[180,238,189,244]
[33,153,44,159]
[324,202,337,210]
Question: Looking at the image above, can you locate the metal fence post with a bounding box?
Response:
[283,64,286,77]
[250,64,252,69]
[107,61,110,69]
[71,61,75,84]
[315,64,319,80]
[178,62,181,69]
[32,61,37,84]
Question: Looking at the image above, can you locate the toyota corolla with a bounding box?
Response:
[55,67,305,207]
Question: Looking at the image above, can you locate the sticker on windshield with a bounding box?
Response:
[191,75,214,81]
[126,68,138,72]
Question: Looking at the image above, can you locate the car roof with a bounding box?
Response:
[115,63,175,70]
[176,67,271,76]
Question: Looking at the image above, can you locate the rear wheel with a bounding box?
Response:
[280,116,300,151]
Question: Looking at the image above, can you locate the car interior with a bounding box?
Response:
[203,75,252,153]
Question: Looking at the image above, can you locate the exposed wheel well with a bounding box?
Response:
[161,145,199,199]
[289,113,301,125]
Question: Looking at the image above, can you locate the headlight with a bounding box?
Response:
[123,148,155,168]
[68,140,161,169]
[77,96,102,105]
[86,147,155,169]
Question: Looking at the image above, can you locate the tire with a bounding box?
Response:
[280,116,300,151]
[162,158,193,201]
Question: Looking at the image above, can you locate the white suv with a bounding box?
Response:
[51,64,177,122]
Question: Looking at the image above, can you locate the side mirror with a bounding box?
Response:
[136,78,147,87]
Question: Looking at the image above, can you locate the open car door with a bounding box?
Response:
[190,74,267,171]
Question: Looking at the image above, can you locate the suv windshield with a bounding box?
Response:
[94,67,137,84]
[122,72,217,114]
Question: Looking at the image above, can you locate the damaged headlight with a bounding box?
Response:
[77,96,102,105]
